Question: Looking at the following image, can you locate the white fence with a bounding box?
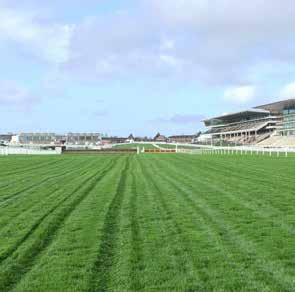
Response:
[177,148,203,154]
[112,141,295,157]
[177,146,295,157]
[0,147,62,155]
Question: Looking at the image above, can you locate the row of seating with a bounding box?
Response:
[205,121,269,135]
[217,132,271,145]
[258,136,295,147]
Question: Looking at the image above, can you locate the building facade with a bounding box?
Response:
[201,99,295,145]
[154,133,168,142]
[11,133,101,146]
[280,108,295,136]
[168,134,200,144]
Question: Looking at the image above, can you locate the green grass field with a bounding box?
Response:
[0,154,294,291]
[112,143,157,149]
[156,144,198,150]
[113,143,197,150]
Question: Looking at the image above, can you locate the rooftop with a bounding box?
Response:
[203,109,270,125]
[255,99,295,112]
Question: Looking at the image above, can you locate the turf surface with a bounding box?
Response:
[112,143,157,149]
[0,154,294,291]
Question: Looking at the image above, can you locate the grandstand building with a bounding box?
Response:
[65,133,101,145]
[202,99,295,145]
[0,134,13,144]
[256,99,295,136]
[11,133,101,146]
[101,136,129,145]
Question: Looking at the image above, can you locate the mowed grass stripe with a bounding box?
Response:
[0,157,117,291]
[105,156,147,291]
[142,155,268,290]
[0,156,77,194]
[196,156,295,234]
[0,157,99,229]
[0,157,61,178]
[0,157,77,203]
[137,157,207,291]
[87,155,130,291]
[169,154,295,234]
[0,156,56,174]
[170,155,295,236]
[13,156,126,292]
[141,156,257,289]
[150,155,295,290]
[0,158,111,262]
[128,159,144,291]
[0,154,294,291]
[0,157,69,199]
[174,154,295,203]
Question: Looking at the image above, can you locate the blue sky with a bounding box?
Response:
[1,0,295,136]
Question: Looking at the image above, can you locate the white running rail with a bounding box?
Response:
[178,146,295,157]
[0,147,62,155]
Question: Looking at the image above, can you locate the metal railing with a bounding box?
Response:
[0,147,62,155]
[177,146,295,157]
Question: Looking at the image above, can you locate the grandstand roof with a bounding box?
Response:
[255,99,295,113]
[203,109,270,126]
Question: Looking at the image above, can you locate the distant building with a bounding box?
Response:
[126,134,135,143]
[134,136,153,142]
[11,132,101,146]
[101,136,128,145]
[153,133,168,142]
[11,133,56,145]
[66,133,101,145]
[201,99,295,145]
[168,133,200,144]
[0,134,13,144]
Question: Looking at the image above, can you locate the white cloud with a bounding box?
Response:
[223,86,256,104]
[148,0,295,33]
[159,54,180,67]
[0,5,74,63]
[4,0,295,86]
[279,82,295,99]
[151,113,204,125]
[58,0,295,84]
[0,80,39,109]
[160,39,175,51]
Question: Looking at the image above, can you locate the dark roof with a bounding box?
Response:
[204,99,295,126]
[102,136,127,141]
[169,135,196,138]
[154,133,167,140]
[255,99,295,112]
[203,109,270,125]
